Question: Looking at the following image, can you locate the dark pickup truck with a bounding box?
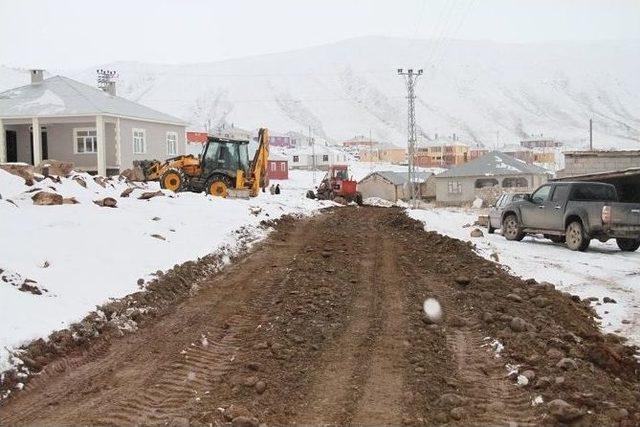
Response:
[501,182,640,251]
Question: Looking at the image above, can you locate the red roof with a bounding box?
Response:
[187,131,208,144]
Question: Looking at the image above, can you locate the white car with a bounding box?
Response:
[487,193,528,233]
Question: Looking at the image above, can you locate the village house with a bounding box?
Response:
[269,133,297,148]
[358,144,406,164]
[267,154,289,180]
[414,135,471,168]
[500,144,536,164]
[358,170,433,202]
[342,135,377,148]
[520,136,562,149]
[433,151,549,206]
[0,70,187,176]
[286,145,349,170]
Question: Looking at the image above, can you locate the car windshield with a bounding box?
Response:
[512,194,526,202]
[570,184,618,202]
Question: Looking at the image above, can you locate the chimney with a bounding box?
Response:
[104,81,116,96]
[30,69,44,84]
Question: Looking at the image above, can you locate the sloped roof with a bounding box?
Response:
[436,151,550,178]
[360,170,432,186]
[0,76,187,125]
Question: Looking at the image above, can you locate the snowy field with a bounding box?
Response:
[0,168,333,371]
[408,207,640,345]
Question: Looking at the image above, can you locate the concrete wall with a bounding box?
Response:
[119,118,186,169]
[435,173,547,206]
[558,151,640,178]
[358,174,403,202]
[5,118,185,172]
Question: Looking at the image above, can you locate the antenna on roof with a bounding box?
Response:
[96,69,118,95]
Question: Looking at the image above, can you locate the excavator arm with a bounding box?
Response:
[247,128,270,197]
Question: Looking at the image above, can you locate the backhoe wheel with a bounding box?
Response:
[565,221,590,251]
[205,175,232,198]
[616,238,640,252]
[502,214,525,241]
[160,168,185,192]
[355,192,363,206]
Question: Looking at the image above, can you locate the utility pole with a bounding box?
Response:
[369,129,374,172]
[309,125,316,185]
[589,118,593,151]
[397,68,423,208]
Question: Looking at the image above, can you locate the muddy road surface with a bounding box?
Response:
[1,207,639,426]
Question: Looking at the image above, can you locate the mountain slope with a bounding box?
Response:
[2,37,638,149]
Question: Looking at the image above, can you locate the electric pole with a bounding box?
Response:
[589,118,593,151]
[397,68,423,208]
[309,125,316,184]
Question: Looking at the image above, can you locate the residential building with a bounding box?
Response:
[414,140,470,167]
[211,123,252,141]
[556,150,640,178]
[267,154,289,180]
[520,136,562,149]
[358,171,432,202]
[433,151,549,206]
[0,70,187,176]
[286,145,349,170]
[342,135,377,148]
[500,144,536,164]
[269,134,297,148]
[359,145,406,164]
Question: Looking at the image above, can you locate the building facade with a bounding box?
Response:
[0,71,187,176]
[557,150,640,178]
[434,151,549,206]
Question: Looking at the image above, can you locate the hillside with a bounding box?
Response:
[1,37,639,149]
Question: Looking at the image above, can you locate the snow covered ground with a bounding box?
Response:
[0,168,333,371]
[408,207,640,345]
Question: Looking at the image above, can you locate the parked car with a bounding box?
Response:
[487,192,528,233]
[501,182,640,251]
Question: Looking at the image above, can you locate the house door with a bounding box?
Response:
[5,130,17,162]
[29,129,48,164]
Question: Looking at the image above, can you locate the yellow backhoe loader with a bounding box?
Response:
[143,128,270,197]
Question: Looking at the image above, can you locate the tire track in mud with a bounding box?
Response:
[2,207,639,426]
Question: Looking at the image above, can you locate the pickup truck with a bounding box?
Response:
[501,181,640,251]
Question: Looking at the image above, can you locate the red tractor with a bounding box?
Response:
[306,165,363,205]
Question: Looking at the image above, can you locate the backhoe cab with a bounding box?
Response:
[147,128,270,198]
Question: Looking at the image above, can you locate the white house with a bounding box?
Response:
[286,144,350,170]
[0,70,187,176]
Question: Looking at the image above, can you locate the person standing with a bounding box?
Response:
[275,184,281,195]
[269,184,275,195]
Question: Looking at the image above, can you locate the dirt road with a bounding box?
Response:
[1,207,639,425]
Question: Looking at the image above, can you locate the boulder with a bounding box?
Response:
[94,197,118,208]
[547,399,585,422]
[0,163,35,185]
[62,197,79,204]
[138,190,164,200]
[470,228,484,237]
[510,317,527,332]
[31,191,63,206]
[72,176,87,188]
[120,187,134,198]
[35,159,73,177]
[120,166,145,182]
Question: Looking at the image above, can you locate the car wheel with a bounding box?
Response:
[616,238,640,252]
[565,221,590,251]
[502,214,524,241]
[487,223,495,234]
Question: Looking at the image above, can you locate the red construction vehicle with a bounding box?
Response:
[306,164,362,205]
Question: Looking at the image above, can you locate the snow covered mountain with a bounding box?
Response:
[1,37,638,149]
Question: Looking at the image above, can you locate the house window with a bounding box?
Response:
[293,155,299,163]
[322,154,329,162]
[270,162,276,171]
[474,178,499,188]
[280,163,286,172]
[166,132,178,155]
[447,181,462,194]
[133,129,146,154]
[74,128,97,154]
[502,177,528,188]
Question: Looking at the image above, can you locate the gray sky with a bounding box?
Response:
[1,0,638,68]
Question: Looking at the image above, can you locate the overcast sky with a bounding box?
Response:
[1,0,638,68]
